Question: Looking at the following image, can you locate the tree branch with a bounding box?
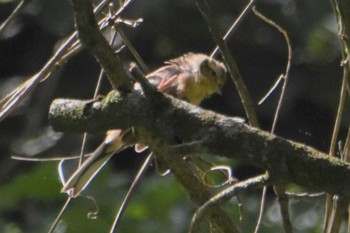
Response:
[69,2,240,231]
[71,0,132,90]
[49,90,350,196]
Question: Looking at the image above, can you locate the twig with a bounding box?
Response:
[11,155,82,161]
[252,7,293,233]
[327,62,350,233]
[109,153,153,233]
[0,33,77,121]
[195,0,259,128]
[286,192,325,200]
[0,0,27,36]
[274,185,293,233]
[324,0,350,231]
[0,0,111,122]
[116,26,149,73]
[344,126,350,163]
[258,75,283,105]
[189,174,270,233]
[158,152,240,233]
[254,184,267,233]
[48,197,72,233]
[210,0,257,58]
[71,0,132,91]
[328,16,349,158]
[252,7,292,133]
[129,63,156,94]
[114,0,136,18]
[326,196,349,233]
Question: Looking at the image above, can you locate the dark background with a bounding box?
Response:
[0,0,348,232]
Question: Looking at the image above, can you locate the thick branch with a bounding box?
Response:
[71,0,132,90]
[49,90,350,196]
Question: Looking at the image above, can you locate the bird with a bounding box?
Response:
[61,53,227,198]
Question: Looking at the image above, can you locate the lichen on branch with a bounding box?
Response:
[49,89,350,196]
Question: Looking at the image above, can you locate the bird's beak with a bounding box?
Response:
[215,85,223,95]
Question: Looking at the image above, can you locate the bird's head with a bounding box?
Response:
[199,57,227,96]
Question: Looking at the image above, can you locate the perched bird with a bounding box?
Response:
[61,53,227,197]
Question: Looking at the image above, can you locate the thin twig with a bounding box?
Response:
[71,0,132,90]
[274,185,293,233]
[116,27,149,73]
[327,196,349,233]
[109,153,153,233]
[189,174,270,233]
[325,66,349,233]
[252,7,292,133]
[254,186,267,233]
[11,155,82,161]
[344,125,350,162]
[252,7,293,233]
[324,0,350,231]
[345,127,350,233]
[0,0,26,36]
[114,0,136,18]
[0,0,111,122]
[286,192,325,200]
[328,36,349,158]
[0,33,77,121]
[195,0,260,128]
[210,0,257,58]
[258,75,283,105]
[48,197,72,233]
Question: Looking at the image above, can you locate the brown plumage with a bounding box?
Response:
[146,53,226,104]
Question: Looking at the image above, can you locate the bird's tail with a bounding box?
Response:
[61,130,129,198]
